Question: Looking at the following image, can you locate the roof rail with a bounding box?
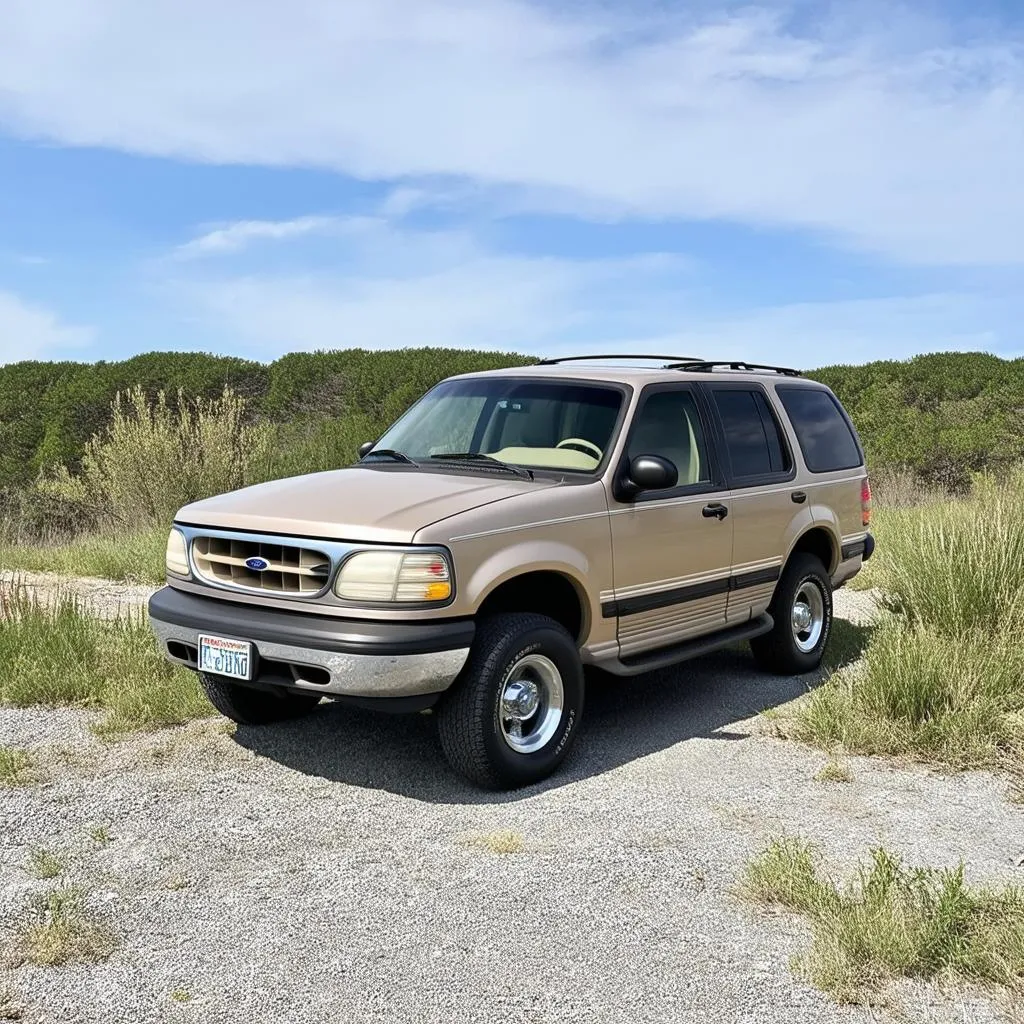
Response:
[668,360,802,377]
[536,354,704,366]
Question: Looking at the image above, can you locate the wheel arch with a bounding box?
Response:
[473,567,590,645]
[785,525,840,575]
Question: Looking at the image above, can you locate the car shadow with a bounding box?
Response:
[231,619,875,806]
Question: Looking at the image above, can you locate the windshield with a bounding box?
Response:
[370,378,624,473]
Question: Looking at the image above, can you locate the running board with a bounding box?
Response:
[603,614,774,677]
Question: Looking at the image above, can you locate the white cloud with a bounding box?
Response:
[0,1,1022,264]
[0,290,95,364]
[173,215,362,259]
[163,213,1019,365]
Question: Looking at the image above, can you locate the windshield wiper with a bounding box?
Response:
[361,448,418,466]
[429,452,533,480]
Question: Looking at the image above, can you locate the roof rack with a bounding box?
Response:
[667,360,802,377]
[536,354,704,366]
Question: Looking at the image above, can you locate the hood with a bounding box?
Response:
[174,466,560,543]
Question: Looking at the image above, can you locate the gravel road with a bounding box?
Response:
[1,583,1022,1024]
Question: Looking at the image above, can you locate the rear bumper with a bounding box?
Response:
[148,586,473,700]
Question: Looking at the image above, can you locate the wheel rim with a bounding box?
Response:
[791,580,826,653]
[498,653,564,755]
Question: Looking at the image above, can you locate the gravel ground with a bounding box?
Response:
[0,570,153,620]
[1,587,1022,1024]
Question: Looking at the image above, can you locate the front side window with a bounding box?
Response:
[776,386,863,472]
[371,379,624,473]
[627,388,711,486]
[711,388,791,479]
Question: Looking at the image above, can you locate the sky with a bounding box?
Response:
[1,0,1022,369]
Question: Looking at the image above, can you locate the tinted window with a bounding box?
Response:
[777,387,863,473]
[628,388,711,486]
[712,388,791,479]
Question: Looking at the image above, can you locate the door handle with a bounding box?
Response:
[791,491,807,504]
[702,503,729,521]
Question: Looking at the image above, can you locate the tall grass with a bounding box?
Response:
[0,527,166,584]
[742,837,1024,999]
[0,585,211,734]
[797,473,1024,775]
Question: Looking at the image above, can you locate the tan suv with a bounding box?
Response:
[149,356,874,789]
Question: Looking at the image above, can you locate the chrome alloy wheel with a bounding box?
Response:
[791,580,826,653]
[498,653,565,754]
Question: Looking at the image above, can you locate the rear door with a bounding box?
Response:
[774,384,868,562]
[606,383,734,658]
[703,382,812,624]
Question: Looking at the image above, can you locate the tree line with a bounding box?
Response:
[2,347,1021,490]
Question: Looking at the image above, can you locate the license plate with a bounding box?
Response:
[198,635,252,680]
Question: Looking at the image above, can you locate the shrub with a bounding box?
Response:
[743,838,1024,999]
[45,386,275,529]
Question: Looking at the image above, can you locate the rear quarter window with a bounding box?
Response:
[776,387,863,473]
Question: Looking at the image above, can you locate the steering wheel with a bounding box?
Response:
[556,437,603,460]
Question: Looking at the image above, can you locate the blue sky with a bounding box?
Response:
[1,0,1022,368]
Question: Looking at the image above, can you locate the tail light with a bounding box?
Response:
[861,477,872,527]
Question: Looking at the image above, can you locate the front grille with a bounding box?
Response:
[192,535,332,595]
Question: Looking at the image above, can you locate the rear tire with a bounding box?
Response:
[437,613,584,790]
[750,553,833,675]
[199,674,321,725]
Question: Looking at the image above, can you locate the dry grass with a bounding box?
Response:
[9,885,118,968]
[815,758,853,784]
[26,847,65,881]
[0,584,211,734]
[742,837,1024,1001]
[458,830,526,855]
[0,746,36,788]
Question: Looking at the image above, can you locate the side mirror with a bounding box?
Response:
[357,441,375,459]
[620,455,678,499]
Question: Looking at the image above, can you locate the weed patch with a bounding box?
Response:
[0,746,36,787]
[9,885,118,968]
[0,585,211,733]
[743,838,1024,1000]
[459,830,526,855]
[26,848,65,880]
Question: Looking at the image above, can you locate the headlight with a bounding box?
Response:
[335,550,452,602]
[165,528,190,577]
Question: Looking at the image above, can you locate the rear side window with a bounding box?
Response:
[777,387,863,473]
[710,388,791,479]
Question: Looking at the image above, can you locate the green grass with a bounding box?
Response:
[742,837,1024,1000]
[0,586,212,734]
[796,474,1024,776]
[0,527,165,584]
[0,746,36,787]
[10,885,118,968]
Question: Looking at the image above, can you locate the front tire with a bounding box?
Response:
[750,553,833,674]
[437,613,584,789]
[199,674,321,725]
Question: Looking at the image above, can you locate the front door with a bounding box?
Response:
[606,384,734,659]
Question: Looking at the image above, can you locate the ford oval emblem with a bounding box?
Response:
[245,557,270,572]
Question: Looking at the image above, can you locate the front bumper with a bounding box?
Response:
[148,587,473,701]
